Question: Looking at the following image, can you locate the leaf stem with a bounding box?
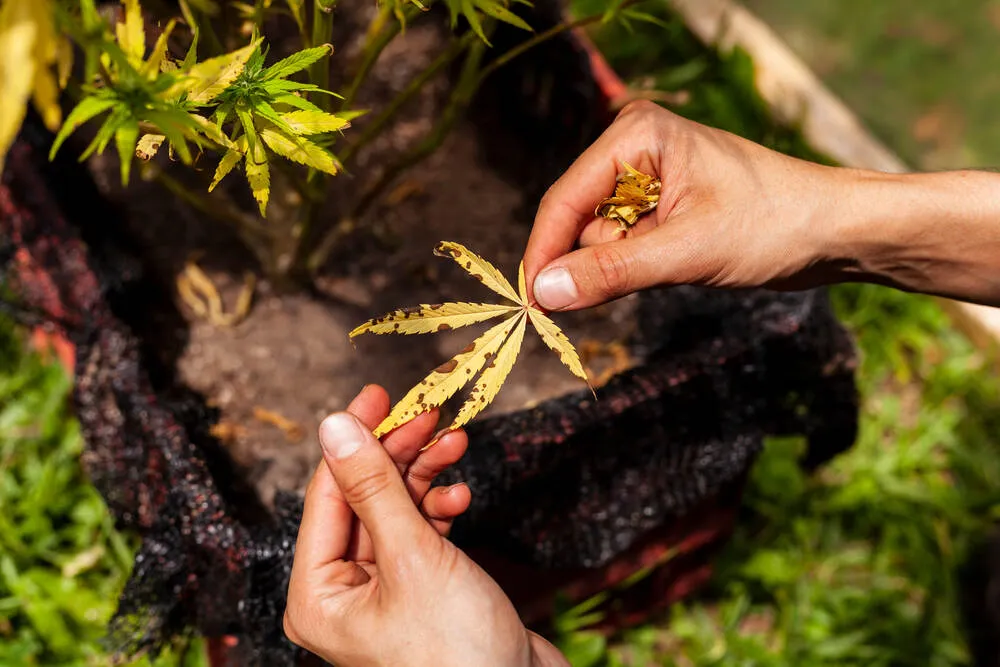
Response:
[310,0,336,110]
[338,4,414,112]
[146,165,275,245]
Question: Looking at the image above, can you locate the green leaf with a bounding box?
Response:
[113,120,140,185]
[276,110,351,135]
[209,147,242,191]
[271,93,323,112]
[459,0,489,44]
[173,39,261,105]
[78,111,126,161]
[250,100,297,135]
[182,28,201,70]
[474,0,531,32]
[234,104,261,158]
[142,109,196,164]
[259,127,338,174]
[49,96,117,159]
[262,44,334,81]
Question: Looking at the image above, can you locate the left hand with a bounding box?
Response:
[284,385,567,667]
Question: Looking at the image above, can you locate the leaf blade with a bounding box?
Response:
[259,126,339,174]
[350,302,518,338]
[448,310,527,432]
[373,313,521,437]
[434,241,521,304]
[528,307,591,388]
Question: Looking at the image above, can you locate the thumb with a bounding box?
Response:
[532,235,673,310]
[318,412,433,562]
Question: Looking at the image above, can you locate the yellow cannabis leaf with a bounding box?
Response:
[350,241,592,441]
[0,0,68,173]
[595,161,661,233]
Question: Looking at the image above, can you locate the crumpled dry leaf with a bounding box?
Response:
[350,241,593,442]
[595,161,661,233]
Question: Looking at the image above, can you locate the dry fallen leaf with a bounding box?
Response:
[351,241,593,442]
[252,406,305,442]
[176,258,256,327]
[595,161,661,233]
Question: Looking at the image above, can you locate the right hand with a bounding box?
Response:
[524,100,854,311]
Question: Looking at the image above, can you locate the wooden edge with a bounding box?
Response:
[666,0,1000,350]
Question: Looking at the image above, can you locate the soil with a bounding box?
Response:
[85,0,638,506]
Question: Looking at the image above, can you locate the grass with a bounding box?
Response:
[3,3,1000,665]
[741,0,1000,171]
[0,319,206,666]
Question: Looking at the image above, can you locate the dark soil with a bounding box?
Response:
[85,2,637,505]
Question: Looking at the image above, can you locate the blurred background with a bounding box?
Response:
[3,0,1000,665]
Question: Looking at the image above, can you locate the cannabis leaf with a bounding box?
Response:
[350,241,592,440]
[205,41,354,215]
[0,0,71,173]
[50,0,245,184]
[594,161,661,233]
[441,0,533,45]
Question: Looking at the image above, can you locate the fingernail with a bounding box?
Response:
[441,482,466,495]
[533,267,578,310]
[319,413,368,459]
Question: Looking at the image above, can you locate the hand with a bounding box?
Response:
[523,100,855,310]
[525,100,1000,309]
[283,385,567,667]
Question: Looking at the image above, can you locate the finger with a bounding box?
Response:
[421,483,472,536]
[351,409,439,562]
[578,214,660,248]
[381,409,440,471]
[532,230,681,311]
[346,384,391,431]
[291,460,356,582]
[403,429,469,501]
[318,412,435,565]
[523,110,661,303]
[335,385,392,563]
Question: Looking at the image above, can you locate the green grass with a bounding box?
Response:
[742,0,1000,171]
[0,320,206,666]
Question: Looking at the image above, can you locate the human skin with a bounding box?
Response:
[283,385,568,667]
[525,100,1000,311]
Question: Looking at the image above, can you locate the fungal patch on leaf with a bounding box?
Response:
[350,241,593,442]
[595,161,661,233]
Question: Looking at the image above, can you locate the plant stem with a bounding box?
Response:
[310,0,336,110]
[306,39,488,276]
[147,166,276,254]
[338,4,412,112]
[340,32,475,166]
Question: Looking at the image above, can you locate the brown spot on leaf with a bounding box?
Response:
[437,323,452,331]
[461,342,476,354]
[434,359,458,373]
